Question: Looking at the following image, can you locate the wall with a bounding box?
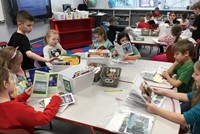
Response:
[0,0,83,42]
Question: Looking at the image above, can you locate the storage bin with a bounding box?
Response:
[151,29,160,37]
[81,11,89,18]
[86,57,110,66]
[141,29,150,36]
[53,12,65,20]
[59,64,95,94]
[66,12,73,20]
[88,63,106,82]
[100,67,121,87]
[73,12,81,19]
[133,36,144,41]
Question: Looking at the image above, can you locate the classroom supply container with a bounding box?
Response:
[87,57,110,66]
[66,12,73,20]
[100,67,121,87]
[53,12,66,20]
[59,64,95,94]
[88,63,106,82]
[150,29,160,37]
[141,29,150,36]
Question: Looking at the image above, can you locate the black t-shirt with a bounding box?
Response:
[8,32,34,70]
[192,14,200,40]
[107,25,125,44]
[165,19,180,25]
[147,20,156,25]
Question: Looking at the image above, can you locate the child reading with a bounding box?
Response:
[91,26,113,51]
[43,29,66,69]
[150,25,182,60]
[0,68,61,133]
[146,60,200,134]
[8,10,56,70]
[162,39,195,93]
[114,31,141,61]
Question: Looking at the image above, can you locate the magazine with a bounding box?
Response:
[39,93,75,113]
[32,71,59,97]
[141,66,173,89]
[114,42,133,56]
[106,109,154,134]
[127,74,165,107]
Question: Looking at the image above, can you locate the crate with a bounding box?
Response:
[86,57,110,66]
[66,12,73,20]
[59,65,95,94]
[88,63,106,82]
[73,12,81,19]
[133,36,144,41]
[150,29,160,37]
[53,12,65,20]
[141,29,150,36]
[100,67,122,87]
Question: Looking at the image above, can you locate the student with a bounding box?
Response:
[190,2,200,42]
[180,12,189,29]
[162,39,195,93]
[145,12,156,25]
[150,25,182,61]
[165,12,180,26]
[8,10,56,71]
[152,7,162,20]
[114,31,141,61]
[146,60,200,134]
[92,26,113,50]
[0,46,28,96]
[107,16,125,44]
[137,16,151,29]
[0,68,61,133]
[43,29,66,69]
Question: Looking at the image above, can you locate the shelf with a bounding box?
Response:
[62,41,92,49]
[115,14,129,16]
[58,29,91,34]
[118,20,129,22]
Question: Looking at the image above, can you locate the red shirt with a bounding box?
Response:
[0,92,61,134]
[137,22,151,29]
[152,12,160,18]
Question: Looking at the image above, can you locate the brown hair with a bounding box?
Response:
[171,39,195,57]
[192,60,200,106]
[0,68,10,92]
[139,16,145,22]
[181,12,188,22]
[171,25,183,43]
[192,2,200,9]
[117,31,131,45]
[0,56,8,69]
[145,12,152,18]
[93,26,107,41]
[44,29,60,45]
[108,16,117,23]
[0,46,23,68]
[17,10,34,23]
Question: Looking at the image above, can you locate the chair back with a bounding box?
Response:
[166,45,175,62]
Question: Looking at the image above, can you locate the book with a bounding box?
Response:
[106,109,154,134]
[127,74,165,107]
[39,93,75,113]
[25,67,49,84]
[141,66,173,89]
[88,49,111,57]
[114,42,133,56]
[32,70,59,97]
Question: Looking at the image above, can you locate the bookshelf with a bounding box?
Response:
[49,18,93,49]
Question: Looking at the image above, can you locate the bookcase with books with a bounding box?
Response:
[49,18,93,49]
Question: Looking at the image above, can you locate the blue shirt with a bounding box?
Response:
[183,92,200,134]
[92,39,113,50]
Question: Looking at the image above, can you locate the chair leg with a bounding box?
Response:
[49,122,53,130]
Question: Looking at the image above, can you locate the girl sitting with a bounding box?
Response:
[150,25,182,62]
[43,29,66,69]
[165,12,180,26]
[114,31,141,61]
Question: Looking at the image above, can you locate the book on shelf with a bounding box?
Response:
[114,42,133,56]
[141,66,173,89]
[127,74,165,107]
[32,70,59,97]
[106,109,154,134]
[39,93,75,113]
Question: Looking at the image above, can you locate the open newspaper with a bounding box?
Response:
[39,93,75,113]
[106,109,154,134]
[141,66,173,89]
[127,74,165,107]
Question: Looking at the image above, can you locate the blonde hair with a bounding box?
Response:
[44,29,60,45]
[139,17,145,22]
[0,56,8,68]
[93,26,107,41]
[0,68,10,92]
[192,60,200,106]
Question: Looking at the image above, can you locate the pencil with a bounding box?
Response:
[104,89,122,92]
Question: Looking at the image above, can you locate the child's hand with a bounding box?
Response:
[153,88,166,96]
[53,92,61,98]
[47,57,57,63]
[25,86,33,95]
[146,101,158,114]
[162,71,169,79]
[112,50,118,57]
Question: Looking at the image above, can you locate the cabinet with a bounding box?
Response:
[88,8,194,28]
[49,18,92,49]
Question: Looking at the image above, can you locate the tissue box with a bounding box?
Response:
[59,65,95,94]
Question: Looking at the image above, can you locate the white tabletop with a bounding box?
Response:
[28,59,180,134]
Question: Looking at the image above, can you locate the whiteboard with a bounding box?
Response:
[0,0,4,21]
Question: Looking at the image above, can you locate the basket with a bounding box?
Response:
[141,29,150,36]
[150,30,160,37]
